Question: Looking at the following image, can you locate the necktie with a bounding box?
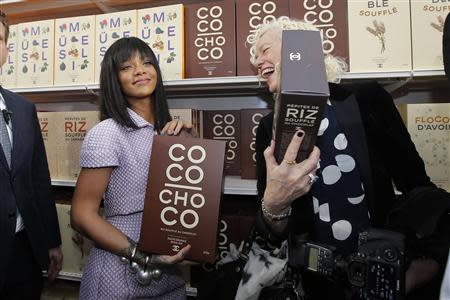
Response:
[0,111,11,168]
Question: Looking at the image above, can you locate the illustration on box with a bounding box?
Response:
[56,17,95,85]
[19,22,53,86]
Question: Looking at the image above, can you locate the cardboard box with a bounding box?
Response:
[169,108,202,138]
[184,0,236,78]
[347,0,411,72]
[273,30,329,164]
[37,111,59,179]
[191,214,254,285]
[202,110,241,175]
[406,103,450,191]
[215,214,254,261]
[0,25,18,88]
[55,111,99,180]
[54,15,96,85]
[139,135,226,263]
[137,4,185,81]
[95,10,138,84]
[411,0,446,71]
[289,0,349,65]
[236,0,290,76]
[240,109,271,179]
[41,111,99,181]
[56,203,93,275]
[17,20,55,87]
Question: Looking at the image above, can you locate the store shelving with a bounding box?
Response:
[223,176,257,195]
[44,271,197,296]
[37,70,449,195]
[11,76,262,94]
[12,71,447,95]
[340,71,412,80]
[412,70,446,77]
[52,176,257,195]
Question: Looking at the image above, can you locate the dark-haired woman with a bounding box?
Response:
[71,37,191,299]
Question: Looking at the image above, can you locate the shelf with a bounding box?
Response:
[12,76,265,100]
[43,271,197,296]
[56,271,82,282]
[12,72,448,103]
[52,176,257,195]
[12,76,262,94]
[223,176,257,195]
[341,71,412,80]
[412,70,445,77]
[51,179,77,187]
[12,71,447,93]
[43,270,82,282]
[341,70,446,80]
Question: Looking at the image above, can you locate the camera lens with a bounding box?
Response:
[383,248,397,261]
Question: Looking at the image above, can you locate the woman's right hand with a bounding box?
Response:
[262,130,320,216]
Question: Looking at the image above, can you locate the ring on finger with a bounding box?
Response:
[284,159,297,165]
[308,173,319,185]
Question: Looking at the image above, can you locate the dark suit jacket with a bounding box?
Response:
[255,82,434,238]
[0,87,61,287]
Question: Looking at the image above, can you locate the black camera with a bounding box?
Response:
[290,228,405,300]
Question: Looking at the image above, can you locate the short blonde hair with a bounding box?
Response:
[249,17,347,83]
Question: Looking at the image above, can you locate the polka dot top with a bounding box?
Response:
[311,100,370,255]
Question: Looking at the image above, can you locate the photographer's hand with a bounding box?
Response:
[262,130,320,233]
[405,258,439,294]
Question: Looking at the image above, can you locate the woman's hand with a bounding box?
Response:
[161,119,195,136]
[405,258,439,294]
[263,131,320,216]
[150,244,192,266]
[47,246,63,282]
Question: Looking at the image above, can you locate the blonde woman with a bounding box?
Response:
[250,17,444,299]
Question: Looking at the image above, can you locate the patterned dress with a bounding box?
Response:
[311,100,370,256]
[79,109,186,299]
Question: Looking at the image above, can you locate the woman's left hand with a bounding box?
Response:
[161,119,194,136]
[150,244,192,266]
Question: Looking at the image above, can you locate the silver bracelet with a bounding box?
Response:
[261,198,291,221]
[120,237,162,285]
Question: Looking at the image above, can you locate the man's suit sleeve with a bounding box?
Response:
[30,106,61,249]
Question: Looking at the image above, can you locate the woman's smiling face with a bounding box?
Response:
[253,28,282,93]
[118,54,158,103]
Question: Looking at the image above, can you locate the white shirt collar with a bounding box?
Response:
[0,92,6,110]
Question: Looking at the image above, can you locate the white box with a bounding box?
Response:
[54,15,96,85]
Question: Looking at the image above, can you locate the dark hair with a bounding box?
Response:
[99,37,171,132]
[0,10,10,44]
